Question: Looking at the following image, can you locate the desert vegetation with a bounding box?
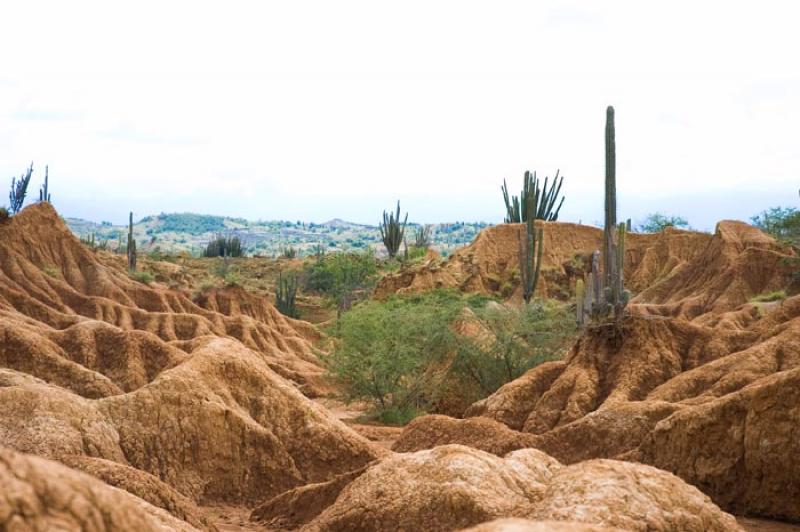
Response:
[3,103,800,532]
[325,289,577,423]
[636,212,690,232]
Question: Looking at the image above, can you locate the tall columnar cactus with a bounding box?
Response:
[380,201,408,258]
[38,166,51,203]
[604,106,617,292]
[127,212,137,272]
[502,170,565,223]
[576,107,629,327]
[575,279,585,325]
[519,192,544,303]
[275,271,299,319]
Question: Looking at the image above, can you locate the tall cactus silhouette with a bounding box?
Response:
[519,191,544,303]
[604,106,617,293]
[127,212,137,272]
[38,166,51,203]
[577,106,629,327]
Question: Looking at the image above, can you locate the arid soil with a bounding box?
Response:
[386,220,800,524]
[1,203,798,531]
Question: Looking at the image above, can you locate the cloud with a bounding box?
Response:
[0,1,798,229]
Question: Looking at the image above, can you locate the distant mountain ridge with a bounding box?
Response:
[64,211,491,257]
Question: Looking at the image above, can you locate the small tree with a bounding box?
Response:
[637,212,689,233]
[9,163,34,214]
[751,206,800,245]
[380,201,408,258]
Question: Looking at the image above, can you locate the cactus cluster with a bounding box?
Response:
[9,163,34,215]
[380,201,408,258]
[414,225,432,248]
[518,192,545,304]
[38,166,51,203]
[502,170,565,223]
[577,106,630,327]
[204,234,244,258]
[275,271,299,318]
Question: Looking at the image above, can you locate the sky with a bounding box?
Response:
[1,1,799,230]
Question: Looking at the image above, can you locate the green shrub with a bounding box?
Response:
[751,207,800,245]
[223,271,242,287]
[451,300,576,396]
[326,290,576,421]
[636,213,689,233]
[0,207,8,222]
[751,290,787,303]
[405,245,428,262]
[303,250,379,309]
[131,271,154,285]
[751,206,800,280]
[377,405,425,426]
[325,290,463,417]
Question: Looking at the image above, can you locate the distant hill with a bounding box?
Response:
[64,212,491,257]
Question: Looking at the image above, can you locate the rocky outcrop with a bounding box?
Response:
[0,203,381,527]
[282,445,739,532]
[0,445,201,531]
[401,300,800,521]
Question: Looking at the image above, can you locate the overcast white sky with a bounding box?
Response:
[1,1,799,229]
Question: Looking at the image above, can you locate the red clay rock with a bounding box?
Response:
[460,518,622,531]
[295,445,739,532]
[0,445,201,531]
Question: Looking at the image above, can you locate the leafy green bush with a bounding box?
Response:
[636,213,689,232]
[751,290,787,303]
[752,206,800,281]
[0,206,8,222]
[131,271,154,284]
[325,290,464,418]
[404,245,428,262]
[223,271,242,287]
[751,207,800,245]
[303,250,379,309]
[326,290,576,422]
[451,300,576,396]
